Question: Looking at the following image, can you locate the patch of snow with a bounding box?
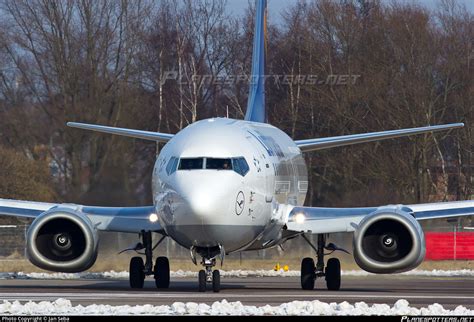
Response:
[341,269,474,277]
[1,269,473,280]
[0,299,472,315]
[401,269,474,277]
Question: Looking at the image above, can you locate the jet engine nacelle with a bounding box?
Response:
[353,208,425,274]
[26,208,99,273]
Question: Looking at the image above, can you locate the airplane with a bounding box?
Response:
[0,0,473,293]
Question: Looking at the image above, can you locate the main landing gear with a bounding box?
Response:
[300,234,342,291]
[128,231,170,289]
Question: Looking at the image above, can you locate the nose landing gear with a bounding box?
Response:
[198,258,221,292]
[194,245,225,293]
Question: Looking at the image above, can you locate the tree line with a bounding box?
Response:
[0,0,472,208]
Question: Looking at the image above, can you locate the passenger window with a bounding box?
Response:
[179,158,204,170]
[232,157,249,176]
[166,157,178,175]
[206,158,232,170]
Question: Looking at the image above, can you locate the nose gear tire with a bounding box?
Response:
[198,270,206,292]
[212,270,220,293]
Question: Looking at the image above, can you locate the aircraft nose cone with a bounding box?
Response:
[173,172,234,225]
[186,190,216,220]
[164,170,262,252]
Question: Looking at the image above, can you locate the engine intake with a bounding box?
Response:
[353,209,425,274]
[26,208,99,273]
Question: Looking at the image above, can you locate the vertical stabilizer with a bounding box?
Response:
[245,0,267,123]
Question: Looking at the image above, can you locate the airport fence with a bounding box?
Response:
[0,224,28,259]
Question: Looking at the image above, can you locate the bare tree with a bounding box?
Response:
[0,0,153,204]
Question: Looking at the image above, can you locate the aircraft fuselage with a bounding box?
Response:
[152,118,308,253]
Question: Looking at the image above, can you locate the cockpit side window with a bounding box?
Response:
[206,158,232,170]
[179,158,204,170]
[166,157,179,175]
[232,157,250,176]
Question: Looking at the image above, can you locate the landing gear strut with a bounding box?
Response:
[128,230,169,289]
[300,234,341,291]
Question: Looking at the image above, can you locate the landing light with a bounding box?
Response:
[294,213,306,224]
[149,213,159,223]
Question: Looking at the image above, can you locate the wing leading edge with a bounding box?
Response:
[295,123,464,152]
[67,122,174,143]
[286,200,474,234]
[0,198,163,234]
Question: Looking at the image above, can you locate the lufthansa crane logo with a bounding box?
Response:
[235,191,245,215]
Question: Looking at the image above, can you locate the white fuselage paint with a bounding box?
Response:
[151,118,308,253]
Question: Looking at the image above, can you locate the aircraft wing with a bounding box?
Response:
[67,122,174,143]
[286,200,474,234]
[295,123,464,152]
[0,198,164,234]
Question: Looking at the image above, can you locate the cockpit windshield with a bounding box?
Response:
[206,158,232,170]
[172,157,249,176]
[179,158,204,170]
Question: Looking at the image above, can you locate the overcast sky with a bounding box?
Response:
[226,0,474,22]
